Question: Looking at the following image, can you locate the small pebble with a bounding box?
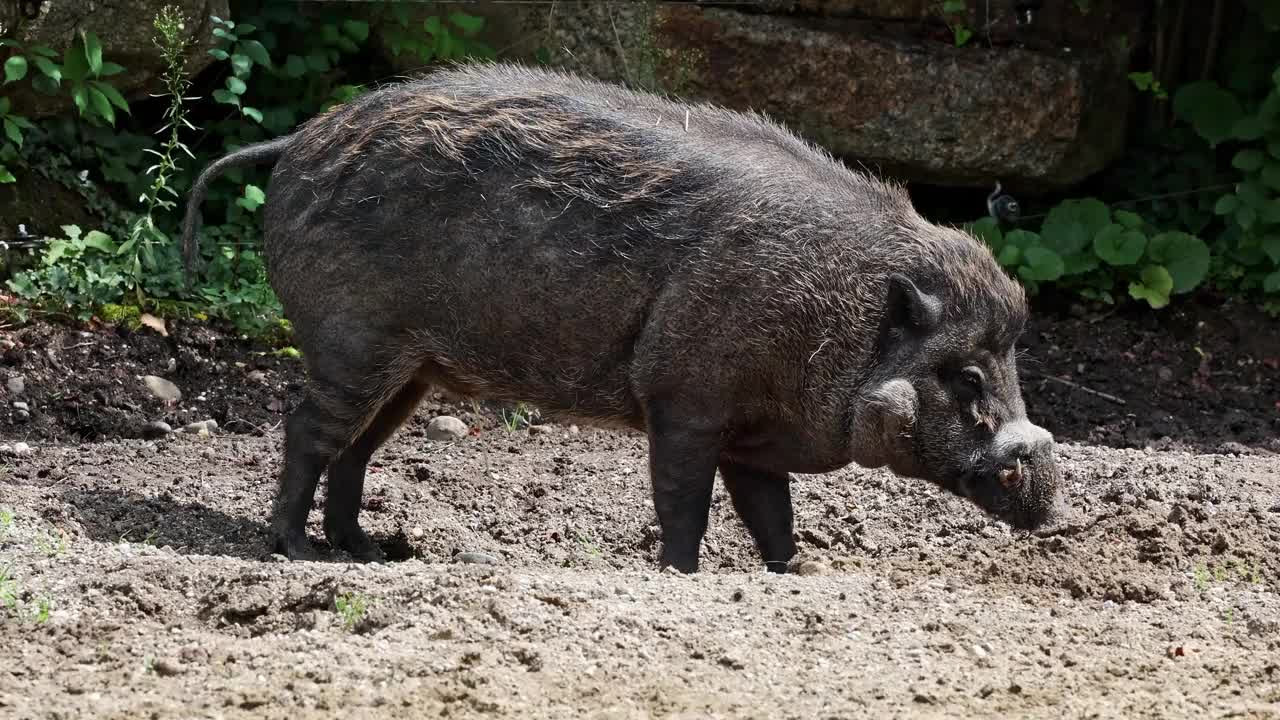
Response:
[142,421,173,439]
[247,370,267,383]
[6,376,24,395]
[3,442,33,457]
[528,424,553,435]
[426,416,468,441]
[183,419,218,434]
[971,644,989,658]
[410,527,424,539]
[454,551,498,565]
[142,375,182,403]
[12,401,28,412]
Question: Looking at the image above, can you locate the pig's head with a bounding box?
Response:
[848,255,1064,531]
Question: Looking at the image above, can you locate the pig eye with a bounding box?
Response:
[959,366,985,394]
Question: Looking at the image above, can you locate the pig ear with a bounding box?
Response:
[886,273,941,334]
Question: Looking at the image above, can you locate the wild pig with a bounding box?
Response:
[181,62,1064,573]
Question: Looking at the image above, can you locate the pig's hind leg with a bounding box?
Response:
[322,378,430,561]
[718,460,798,573]
[271,329,423,561]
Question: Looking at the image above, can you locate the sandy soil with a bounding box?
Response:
[1,300,1278,719]
[1,417,1278,719]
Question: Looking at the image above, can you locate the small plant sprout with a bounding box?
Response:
[335,592,368,631]
[36,528,68,558]
[0,566,17,611]
[0,508,13,537]
[31,595,51,625]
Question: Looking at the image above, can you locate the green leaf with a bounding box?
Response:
[240,39,272,67]
[305,52,330,73]
[1040,221,1089,257]
[235,23,257,35]
[0,166,14,183]
[98,62,124,76]
[87,85,115,125]
[1003,229,1039,250]
[1238,205,1259,229]
[4,56,27,84]
[968,216,1003,250]
[90,80,129,111]
[82,31,103,75]
[341,19,370,42]
[1262,235,1280,264]
[1172,81,1243,146]
[62,43,89,82]
[1265,271,1280,293]
[71,85,89,115]
[226,76,247,95]
[1237,181,1268,208]
[209,48,230,61]
[1146,232,1210,293]
[449,12,486,36]
[284,54,307,78]
[236,183,267,212]
[32,56,60,83]
[231,53,252,75]
[212,89,240,106]
[3,118,22,147]
[423,16,443,34]
[1214,194,1240,215]
[1232,115,1266,140]
[1263,201,1280,225]
[1263,161,1280,190]
[1270,141,1280,160]
[1061,253,1099,276]
[953,27,973,46]
[1022,246,1064,282]
[241,106,263,123]
[1114,210,1144,230]
[28,45,57,58]
[1233,149,1266,171]
[1093,223,1147,266]
[942,0,967,12]
[0,96,8,114]
[82,230,116,253]
[1041,198,1110,256]
[997,245,1021,267]
[1128,265,1173,309]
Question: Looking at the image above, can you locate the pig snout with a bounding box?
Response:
[961,419,1064,530]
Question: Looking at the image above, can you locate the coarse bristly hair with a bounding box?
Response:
[288,61,1026,344]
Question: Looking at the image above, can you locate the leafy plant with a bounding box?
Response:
[382,7,495,64]
[335,592,368,631]
[969,199,1211,309]
[939,0,973,47]
[208,15,272,124]
[1128,71,1168,100]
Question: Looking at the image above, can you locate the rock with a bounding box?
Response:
[142,421,173,439]
[2,442,33,457]
[793,559,831,576]
[142,375,182,403]
[0,0,229,119]
[5,376,24,395]
[11,401,28,412]
[426,415,468,441]
[393,1,1139,190]
[971,644,989,658]
[454,551,498,565]
[801,528,832,549]
[645,6,1132,190]
[528,424,554,435]
[247,370,267,383]
[183,419,218,434]
[410,527,425,539]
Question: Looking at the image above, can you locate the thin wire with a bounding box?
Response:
[1007,182,1236,224]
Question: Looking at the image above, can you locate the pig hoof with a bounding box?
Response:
[274,534,322,562]
[326,527,386,563]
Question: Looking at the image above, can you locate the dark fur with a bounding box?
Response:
[182,62,1058,571]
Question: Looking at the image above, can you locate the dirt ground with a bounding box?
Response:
[1,299,1278,719]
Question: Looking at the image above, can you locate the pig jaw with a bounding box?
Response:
[849,379,1065,531]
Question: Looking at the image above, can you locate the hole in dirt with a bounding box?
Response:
[377,530,418,562]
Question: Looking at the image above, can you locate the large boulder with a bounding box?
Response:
[0,0,228,119]
[647,5,1135,191]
